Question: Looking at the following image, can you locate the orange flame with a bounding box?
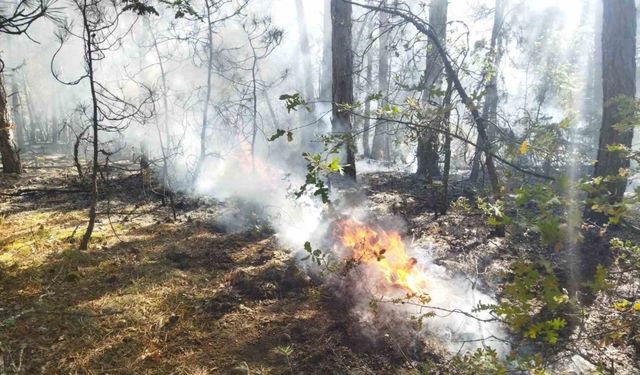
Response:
[235,139,281,189]
[337,219,428,295]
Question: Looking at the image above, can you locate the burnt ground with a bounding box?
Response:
[1,157,639,374]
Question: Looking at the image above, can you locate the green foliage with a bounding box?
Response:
[301,241,324,266]
[375,103,401,117]
[277,344,294,357]
[584,264,611,293]
[611,237,640,270]
[451,196,473,214]
[536,216,561,246]
[365,91,384,101]
[122,0,159,16]
[268,129,294,142]
[122,0,199,19]
[447,348,507,375]
[476,198,511,230]
[495,182,581,248]
[609,95,640,133]
[487,262,570,345]
[279,93,310,113]
[294,152,344,204]
[582,173,631,225]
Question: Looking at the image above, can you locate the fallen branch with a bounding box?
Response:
[27,309,123,317]
[1,308,123,324]
[0,187,89,197]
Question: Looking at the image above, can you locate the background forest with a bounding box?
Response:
[1,0,640,373]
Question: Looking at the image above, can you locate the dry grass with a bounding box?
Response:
[0,166,409,374]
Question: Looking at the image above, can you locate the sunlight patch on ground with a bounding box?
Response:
[0,210,87,269]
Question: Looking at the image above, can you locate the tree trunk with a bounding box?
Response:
[363,52,373,158]
[80,8,99,251]
[331,0,356,179]
[10,75,25,148]
[371,1,390,161]
[441,79,453,214]
[0,73,22,174]
[148,16,172,209]
[21,72,37,144]
[349,0,501,194]
[587,0,637,222]
[320,0,332,103]
[583,0,603,161]
[295,0,318,147]
[416,0,447,178]
[470,0,505,183]
[193,0,215,184]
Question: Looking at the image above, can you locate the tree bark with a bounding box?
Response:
[80,1,99,250]
[587,0,636,222]
[149,17,171,208]
[440,79,453,214]
[371,1,390,161]
[193,0,215,184]
[583,0,603,160]
[331,0,356,179]
[21,71,38,144]
[363,52,373,158]
[470,0,505,182]
[0,72,22,174]
[416,0,447,178]
[295,0,318,147]
[10,74,25,148]
[320,0,333,103]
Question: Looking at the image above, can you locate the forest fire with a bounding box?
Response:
[235,140,282,189]
[336,219,429,296]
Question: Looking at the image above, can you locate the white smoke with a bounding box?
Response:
[189,144,509,357]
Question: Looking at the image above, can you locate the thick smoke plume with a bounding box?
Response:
[193,147,508,357]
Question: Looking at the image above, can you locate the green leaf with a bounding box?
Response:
[268,129,287,142]
[365,92,384,101]
[279,93,307,113]
[558,117,572,129]
[328,157,341,172]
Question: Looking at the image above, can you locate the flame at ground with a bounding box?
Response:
[337,219,429,296]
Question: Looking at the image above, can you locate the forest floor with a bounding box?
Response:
[1,156,639,374]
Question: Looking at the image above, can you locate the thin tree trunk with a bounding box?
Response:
[80,1,99,250]
[331,0,356,179]
[320,0,332,103]
[193,0,215,184]
[363,52,373,158]
[349,1,501,193]
[0,73,21,174]
[441,79,453,215]
[21,71,37,144]
[371,1,390,161]
[74,125,89,180]
[149,17,173,211]
[587,0,603,161]
[250,49,258,170]
[416,0,447,178]
[10,75,25,148]
[295,0,318,148]
[470,0,505,182]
